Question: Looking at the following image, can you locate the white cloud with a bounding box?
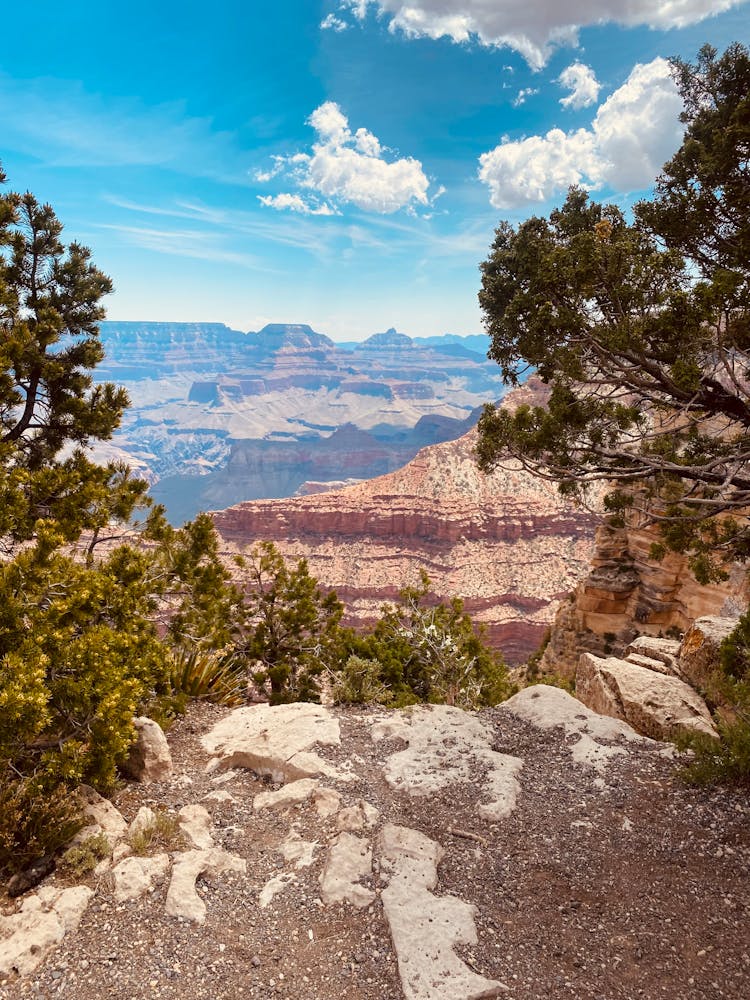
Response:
[257,193,338,215]
[256,101,431,214]
[558,62,600,109]
[513,87,539,107]
[321,12,349,31]
[345,1,746,68]
[478,57,683,208]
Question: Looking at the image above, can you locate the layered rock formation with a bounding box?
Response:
[212,408,599,663]
[94,322,506,523]
[541,517,749,677]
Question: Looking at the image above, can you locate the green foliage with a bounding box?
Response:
[0,776,84,876]
[127,809,185,856]
[331,655,393,706]
[476,44,750,580]
[680,611,750,786]
[356,571,513,709]
[60,832,110,877]
[680,721,750,787]
[238,541,346,704]
[168,646,246,707]
[0,164,241,873]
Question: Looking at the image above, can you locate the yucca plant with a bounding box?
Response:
[169,647,246,706]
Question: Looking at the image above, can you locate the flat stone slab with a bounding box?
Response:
[165,848,246,924]
[378,823,506,1000]
[501,684,646,774]
[0,886,93,977]
[178,804,215,849]
[253,777,319,811]
[372,705,522,820]
[319,832,375,909]
[201,703,343,783]
[111,854,170,902]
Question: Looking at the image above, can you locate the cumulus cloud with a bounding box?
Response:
[558,62,600,109]
[344,1,745,68]
[478,57,683,208]
[256,101,431,214]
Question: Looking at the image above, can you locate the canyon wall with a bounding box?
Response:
[540,517,750,678]
[212,415,599,664]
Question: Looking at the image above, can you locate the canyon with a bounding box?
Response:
[94,322,503,522]
[212,382,599,664]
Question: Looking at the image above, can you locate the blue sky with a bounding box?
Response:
[1,1,747,341]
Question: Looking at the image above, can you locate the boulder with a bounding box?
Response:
[121,717,173,782]
[576,652,717,741]
[678,616,739,695]
[625,636,681,675]
[201,703,343,783]
[77,785,128,842]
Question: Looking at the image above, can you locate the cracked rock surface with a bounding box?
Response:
[2,691,749,1000]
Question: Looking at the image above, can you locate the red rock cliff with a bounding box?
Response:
[211,400,599,663]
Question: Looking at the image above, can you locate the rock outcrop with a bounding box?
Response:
[540,517,749,678]
[213,392,599,664]
[121,717,173,782]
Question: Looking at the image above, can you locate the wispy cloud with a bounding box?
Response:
[0,73,247,183]
[95,222,275,270]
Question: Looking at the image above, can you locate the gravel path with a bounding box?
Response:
[2,696,749,1000]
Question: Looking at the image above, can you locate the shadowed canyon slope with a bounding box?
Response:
[212,411,599,663]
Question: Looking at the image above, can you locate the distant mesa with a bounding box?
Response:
[356,328,414,351]
[252,323,335,351]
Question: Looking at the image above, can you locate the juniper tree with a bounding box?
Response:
[476,44,750,583]
[0,167,238,873]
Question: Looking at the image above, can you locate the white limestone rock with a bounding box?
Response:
[312,786,342,817]
[372,705,522,821]
[165,848,246,924]
[111,853,170,902]
[378,823,506,1000]
[0,886,92,977]
[279,828,317,869]
[576,652,718,741]
[259,872,297,909]
[253,777,319,811]
[625,636,681,675]
[202,703,343,783]
[202,789,236,804]
[319,832,375,909]
[128,806,157,842]
[335,799,380,833]
[77,785,128,842]
[679,616,739,694]
[121,717,173,782]
[178,804,215,849]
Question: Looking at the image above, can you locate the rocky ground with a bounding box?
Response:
[1,687,749,1000]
